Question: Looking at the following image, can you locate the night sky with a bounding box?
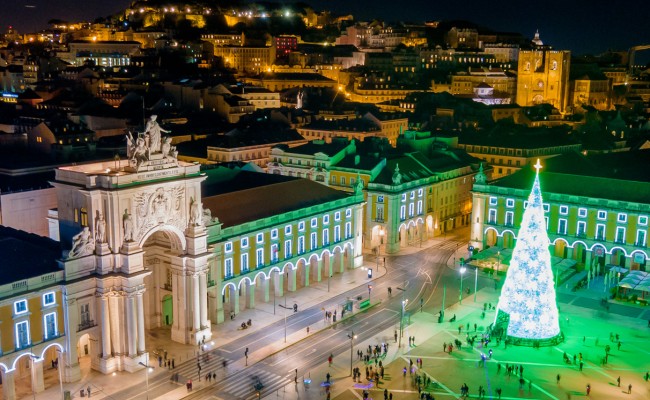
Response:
[2,0,648,59]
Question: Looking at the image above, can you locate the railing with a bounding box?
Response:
[78,320,95,332]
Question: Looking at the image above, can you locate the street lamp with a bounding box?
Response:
[347,331,357,376]
[399,298,408,347]
[459,266,466,304]
[495,251,501,278]
[277,272,290,342]
[138,353,154,400]
[474,266,478,303]
[376,228,385,270]
[328,274,332,292]
[368,285,372,302]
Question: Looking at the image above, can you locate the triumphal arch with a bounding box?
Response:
[52,117,212,379]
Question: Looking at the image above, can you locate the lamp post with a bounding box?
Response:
[495,251,501,278]
[347,331,357,376]
[56,349,64,400]
[399,298,408,347]
[328,274,332,292]
[278,272,289,342]
[368,285,372,302]
[138,353,154,400]
[459,266,466,304]
[474,266,478,303]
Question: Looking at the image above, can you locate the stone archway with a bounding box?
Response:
[502,231,516,249]
[553,239,568,258]
[484,228,497,247]
[162,294,173,326]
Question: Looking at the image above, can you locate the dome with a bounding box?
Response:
[532,30,543,46]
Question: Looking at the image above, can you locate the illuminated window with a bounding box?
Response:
[323,215,330,225]
[271,244,279,263]
[80,207,88,226]
[225,242,233,253]
[285,225,292,235]
[400,206,406,221]
[345,222,352,239]
[488,209,497,224]
[256,233,263,244]
[401,193,407,202]
[346,209,352,218]
[577,221,586,236]
[14,300,28,315]
[489,196,497,206]
[543,203,550,213]
[558,219,567,235]
[617,213,627,223]
[284,240,292,258]
[241,253,249,272]
[505,211,514,226]
[323,229,329,245]
[506,198,515,208]
[298,221,305,231]
[596,224,606,240]
[43,292,56,306]
[311,218,317,228]
[334,212,341,221]
[615,227,626,243]
[225,258,233,277]
[15,320,30,349]
[334,226,341,242]
[597,210,607,220]
[271,229,278,240]
[559,205,568,215]
[578,208,587,218]
[241,237,249,248]
[310,232,317,250]
[298,236,305,254]
[639,216,648,226]
[637,230,647,246]
[44,312,57,339]
[256,249,263,267]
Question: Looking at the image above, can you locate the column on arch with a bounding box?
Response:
[274,271,284,298]
[126,294,137,357]
[199,272,208,328]
[246,280,255,309]
[288,268,297,292]
[136,292,146,354]
[192,274,201,331]
[100,295,112,358]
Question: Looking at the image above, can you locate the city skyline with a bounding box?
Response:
[2,0,649,60]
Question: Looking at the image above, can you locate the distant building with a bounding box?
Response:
[516,49,571,112]
[213,46,275,74]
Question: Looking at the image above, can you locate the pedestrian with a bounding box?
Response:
[617,376,620,387]
[443,342,447,352]
[556,374,561,384]
[306,326,310,334]
[230,311,234,320]
[394,330,398,343]
[87,386,91,397]
[645,371,649,381]
[496,387,502,399]
[586,384,591,395]
[172,358,175,369]
[579,361,583,371]
[497,363,502,373]
[618,341,622,351]
[628,383,632,394]
[412,336,415,345]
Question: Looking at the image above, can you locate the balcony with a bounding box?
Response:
[163,283,172,291]
[78,320,95,332]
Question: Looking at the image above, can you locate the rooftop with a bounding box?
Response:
[0,226,61,286]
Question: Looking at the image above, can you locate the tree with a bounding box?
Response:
[495,160,563,346]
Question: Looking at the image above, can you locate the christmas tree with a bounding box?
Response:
[495,160,563,346]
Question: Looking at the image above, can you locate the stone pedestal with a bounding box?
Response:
[98,356,118,374]
[120,242,144,274]
[96,243,113,274]
[123,352,148,373]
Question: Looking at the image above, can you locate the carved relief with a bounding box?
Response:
[129,186,186,242]
[69,227,95,259]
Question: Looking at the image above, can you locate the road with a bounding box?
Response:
[112,236,487,400]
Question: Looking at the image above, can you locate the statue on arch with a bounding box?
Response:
[189,197,203,227]
[69,227,95,258]
[123,209,134,242]
[95,211,106,244]
[144,115,170,154]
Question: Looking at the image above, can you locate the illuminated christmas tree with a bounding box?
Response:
[495,160,563,346]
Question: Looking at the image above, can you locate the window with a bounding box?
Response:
[284,240,292,259]
[377,195,384,203]
[400,206,406,221]
[577,221,586,236]
[345,222,352,239]
[298,221,305,231]
[80,207,88,227]
[241,253,249,272]
[310,232,317,250]
[615,227,625,243]
[256,233,264,244]
[488,209,497,224]
[408,203,414,217]
[578,208,587,218]
[506,198,515,208]
[637,230,647,246]
[543,203,550,213]
[489,196,497,206]
[323,229,329,245]
[418,188,423,197]
[256,248,264,267]
[311,218,318,228]
[44,312,57,339]
[271,229,278,240]
[596,224,606,240]
[225,258,233,278]
[346,209,352,218]
[334,226,341,242]
[298,236,305,254]
[285,225,292,235]
[350,178,355,186]
[401,193,407,202]
[340,176,346,185]
[376,205,384,221]
[323,215,330,225]
[271,244,279,263]
[331,175,336,184]
[410,191,415,199]
[335,211,341,221]
[505,211,514,226]
[558,219,567,235]
[43,292,55,306]
[597,210,607,220]
[417,201,423,215]
[225,242,233,253]
[15,320,30,349]
[241,237,249,248]
[559,205,569,215]
[639,216,648,226]
[617,213,627,223]
[14,300,27,315]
